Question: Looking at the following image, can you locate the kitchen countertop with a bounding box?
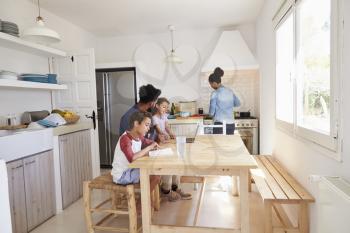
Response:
[53,121,93,136]
[168,116,204,124]
[0,128,53,162]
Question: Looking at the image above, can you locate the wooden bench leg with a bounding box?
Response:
[264,201,273,233]
[127,185,137,233]
[299,202,309,233]
[83,181,94,233]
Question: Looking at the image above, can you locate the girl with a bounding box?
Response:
[152,97,192,201]
[152,97,175,142]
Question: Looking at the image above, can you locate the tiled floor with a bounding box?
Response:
[31,178,276,233]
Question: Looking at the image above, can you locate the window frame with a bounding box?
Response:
[274,0,343,158]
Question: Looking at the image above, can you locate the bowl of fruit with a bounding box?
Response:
[52,109,80,124]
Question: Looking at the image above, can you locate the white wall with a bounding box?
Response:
[95,24,256,106]
[256,0,350,232]
[0,0,97,119]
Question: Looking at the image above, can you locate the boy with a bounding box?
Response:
[112,111,160,189]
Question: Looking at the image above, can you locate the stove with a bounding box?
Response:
[235,118,259,155]
[235,118,259,128]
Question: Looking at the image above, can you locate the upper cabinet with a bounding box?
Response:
[0,32,66,57]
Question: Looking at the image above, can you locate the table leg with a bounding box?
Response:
[240,169,249,233]
[140,168,151,233]
[232,176,239,196]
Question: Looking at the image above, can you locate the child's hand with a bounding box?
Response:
[148,142,159,151]
[158,134,167,143]
[169,133,175,139]
[164,134,170,141]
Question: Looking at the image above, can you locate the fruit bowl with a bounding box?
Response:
[64,115,80,124]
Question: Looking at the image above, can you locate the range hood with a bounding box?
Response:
[201,30,259,72]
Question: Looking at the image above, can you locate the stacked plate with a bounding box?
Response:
[0,20,19,37]
[0,70,18,80]
[19,73,57,84]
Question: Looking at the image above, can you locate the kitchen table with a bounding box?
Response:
[129,134,257,233]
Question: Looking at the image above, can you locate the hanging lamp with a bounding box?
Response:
[165,25,182,63]
[23,0,61,44]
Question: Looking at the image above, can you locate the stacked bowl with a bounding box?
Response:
[0,20,19,37]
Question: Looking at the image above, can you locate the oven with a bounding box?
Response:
[235,119,259,155]
[200,118,259,155]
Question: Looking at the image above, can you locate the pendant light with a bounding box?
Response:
[23,0,61,44]
[165,25,182,63]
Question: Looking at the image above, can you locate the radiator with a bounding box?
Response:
[318,176,350,233]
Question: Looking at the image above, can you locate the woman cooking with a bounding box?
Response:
[208,67,241,134]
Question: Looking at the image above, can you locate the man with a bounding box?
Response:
[119,84,161,139]
[208,67,241,135]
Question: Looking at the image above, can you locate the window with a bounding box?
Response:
[276,13,294,124]
[296,0,331,134]
[275,0,341,152]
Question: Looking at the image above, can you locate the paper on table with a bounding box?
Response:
[149,148,174,157]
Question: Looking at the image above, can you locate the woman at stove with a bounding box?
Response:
[208,67,241,134]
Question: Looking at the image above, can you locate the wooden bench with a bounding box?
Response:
[250,155,315,233]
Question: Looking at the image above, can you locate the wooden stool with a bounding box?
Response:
[83,174,160,233]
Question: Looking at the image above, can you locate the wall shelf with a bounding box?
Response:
[0,32,66,57]
[0,79,67,90]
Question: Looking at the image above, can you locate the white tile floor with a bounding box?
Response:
[31,178,273,233]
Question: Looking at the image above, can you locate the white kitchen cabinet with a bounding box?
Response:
[7,150,56,233]
[59,130,92,209]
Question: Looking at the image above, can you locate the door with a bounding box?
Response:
[23,155,43,231]
[36,151,56,221]
[96,68,136,167]
[53,48,100,178]
[23,151,56,231]
[7,160,27,233]
[59,130,92,209]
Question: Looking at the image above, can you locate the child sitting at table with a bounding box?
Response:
[152,97,192,201]
[111,111,160,206]
[152,97,176,142]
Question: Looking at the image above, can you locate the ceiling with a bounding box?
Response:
[37,0,265,37]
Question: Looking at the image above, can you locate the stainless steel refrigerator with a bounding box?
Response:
[96,68,137,167]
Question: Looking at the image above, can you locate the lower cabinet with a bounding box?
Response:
[59,130,92,209]
[7,150,56,233]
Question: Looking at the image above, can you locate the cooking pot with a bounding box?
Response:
[239,111,251,118]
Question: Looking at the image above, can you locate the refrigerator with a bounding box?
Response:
[96,68,137,167]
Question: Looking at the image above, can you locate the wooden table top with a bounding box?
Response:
[129,134,257,170]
